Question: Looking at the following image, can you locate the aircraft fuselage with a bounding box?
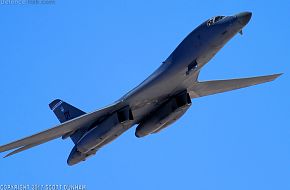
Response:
[121,12,252,123]
[65,12,254,165]
[2,12,279,167]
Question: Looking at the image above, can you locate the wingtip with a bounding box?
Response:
[3,153,10,158]
[277,73,283,77]
[270,73,283,80]
[257,73,283,83]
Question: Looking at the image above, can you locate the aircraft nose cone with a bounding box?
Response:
[236,11,252,26]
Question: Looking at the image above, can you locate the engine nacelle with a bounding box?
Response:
[135,91,192,138]
[67,146,97,166]
[76,106,133,154]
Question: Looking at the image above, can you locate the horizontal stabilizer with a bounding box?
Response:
[0,101,122,156]
[189,73,282,98]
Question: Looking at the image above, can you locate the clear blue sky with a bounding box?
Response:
[0,1,289,189]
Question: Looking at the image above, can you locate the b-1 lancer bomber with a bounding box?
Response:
[0,11,282,165]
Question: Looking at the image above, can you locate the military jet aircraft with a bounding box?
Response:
[0,12,282,166]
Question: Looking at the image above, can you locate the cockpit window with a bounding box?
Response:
[207,16,225,26]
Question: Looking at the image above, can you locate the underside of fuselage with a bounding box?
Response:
[121,12,253,125]
[61,11,275,165]
[0,12,281,166]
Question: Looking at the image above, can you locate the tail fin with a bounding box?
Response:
[49,99,86,123]
[49,99,86,144]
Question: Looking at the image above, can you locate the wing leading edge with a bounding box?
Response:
[189,73,282,98]
[0,101,123,157]
[0,74,282,158]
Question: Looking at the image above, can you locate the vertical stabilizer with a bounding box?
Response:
[49,99,86,144]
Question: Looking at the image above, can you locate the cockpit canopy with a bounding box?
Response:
[207,16,226,26]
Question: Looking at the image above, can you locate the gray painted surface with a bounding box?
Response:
[0,12,282,165]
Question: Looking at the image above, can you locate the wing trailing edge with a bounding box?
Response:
[3,139,49,158]
[0,101,123,157]
[189,73,282,98]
